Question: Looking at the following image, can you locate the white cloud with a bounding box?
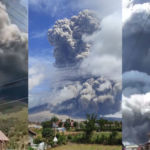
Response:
[101,111,122,119]
[30,30,47,39]
[81,12,122,81]
[123,71,150,97]
[29,57,50,90]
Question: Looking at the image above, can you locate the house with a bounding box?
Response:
[57,127,66,133]
[28,129,37,146]
[125,145,139,150]
[0,130,9,150]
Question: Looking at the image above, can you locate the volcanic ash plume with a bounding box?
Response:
[48,10,100,67]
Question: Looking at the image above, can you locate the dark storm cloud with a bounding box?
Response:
[48,10,100,66]
[0,2,27,100]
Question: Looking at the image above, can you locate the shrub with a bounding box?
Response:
[57,133,67,145]
[33,136,43,144]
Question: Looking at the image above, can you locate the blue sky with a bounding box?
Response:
[29,0,84,107]
[29,0,81,60]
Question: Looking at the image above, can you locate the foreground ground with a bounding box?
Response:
[50,144,122,150]
[0,101,28,149]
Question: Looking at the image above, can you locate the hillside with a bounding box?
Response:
[0,103,28,149]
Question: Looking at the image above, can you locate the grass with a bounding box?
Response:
[0,104,28,149]
[50,143,122,150]
[0,100,27,114]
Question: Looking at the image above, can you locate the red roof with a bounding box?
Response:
[0,131,9,141]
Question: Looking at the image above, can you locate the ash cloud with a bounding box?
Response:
[50,77,121,117]
[123,71,150,97]
[30,4,122,119]
[0,2,28,100]
[123,0,150,74]
[122,93,150,145]
[122,71,150,145]
[48,10,100,67]
[123,0,150,145]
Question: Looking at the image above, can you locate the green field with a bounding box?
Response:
[50,144,122,150]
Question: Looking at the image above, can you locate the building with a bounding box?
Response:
[125,145,139,150]
[0,130,9,150]
[28,129,36,146]
[1,0,28,32]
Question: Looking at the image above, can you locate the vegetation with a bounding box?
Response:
[70,131,122,145]
[0,105,28,149]
[32,114,122,149]
[49,143,122,150]
[84,114,97,142]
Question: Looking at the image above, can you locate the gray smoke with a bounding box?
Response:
[123,71,150,97]
[123,1,150,74]
[0,2,27,99]
[30,9,121,119]
[122,0,150,145]
[122,93,150,145]
[122,71,150,144]
[48,76,121,117]
[48,10,100,66]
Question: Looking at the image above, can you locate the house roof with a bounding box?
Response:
[0,131,9,141]
[28,129,36,136]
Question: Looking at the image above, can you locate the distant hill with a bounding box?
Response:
[0,100,27,114]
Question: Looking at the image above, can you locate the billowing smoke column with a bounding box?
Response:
[0,2,28,99]
[50,77,121,117]
[123,93,150,145]
[123,0,150,74]
[46,9,121,118]
[123,0,150,145]
[48,10,100,66]
[123,71,150,145]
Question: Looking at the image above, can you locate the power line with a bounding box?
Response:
[4,1,27,19]
[0,97,28,106]
[0,83,27,91]
[0,77,27,88]
[0,6,27,28]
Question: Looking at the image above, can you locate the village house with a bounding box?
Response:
[28,129,37,147]
[0,130,9,150]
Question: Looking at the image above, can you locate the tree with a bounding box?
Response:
[42,128,54,143]
[58,122,63,127]
[41,120,53,129]
[73,121,78,128]
[51,116,59,123]
[84,114,97,142]
[64,119,71,130]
